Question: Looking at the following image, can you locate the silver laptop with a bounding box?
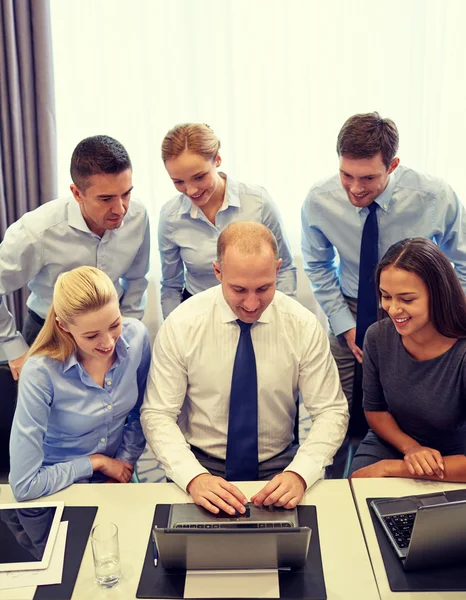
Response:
[371,488,466,571]
[154,502,310,570]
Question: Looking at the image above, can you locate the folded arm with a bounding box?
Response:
[352,455,466,482]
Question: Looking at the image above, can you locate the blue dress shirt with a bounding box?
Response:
[0,197,150,361]
[301,165,466,337]
[9,319,150,501]
[158,173,297,318]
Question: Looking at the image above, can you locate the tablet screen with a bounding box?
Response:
[0,502,64,571]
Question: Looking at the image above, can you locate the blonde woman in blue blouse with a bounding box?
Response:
[9,266,150,501]
[159,123,297,318]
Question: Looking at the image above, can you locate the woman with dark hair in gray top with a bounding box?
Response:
[351,237,466,482]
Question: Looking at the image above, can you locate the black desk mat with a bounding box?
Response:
[367,497,466,592]
[136,504,326,600]
[33,505,98,600]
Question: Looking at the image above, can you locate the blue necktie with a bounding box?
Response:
[225,320,259,481]
[355,203,379,348]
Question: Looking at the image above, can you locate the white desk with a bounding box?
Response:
[351,478,466,600]
[0,480,378,599]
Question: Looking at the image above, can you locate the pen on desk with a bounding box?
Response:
[152,528,158,567]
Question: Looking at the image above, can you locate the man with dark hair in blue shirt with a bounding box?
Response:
[301,111,466,411]
[0,135,150,380]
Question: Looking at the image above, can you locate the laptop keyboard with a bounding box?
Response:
[174,522,293,529]
[383,512,416,548]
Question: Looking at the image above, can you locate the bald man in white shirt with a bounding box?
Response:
[141,222,348,514]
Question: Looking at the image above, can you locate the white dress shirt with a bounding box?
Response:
[141,285,349,492]
[0,197,150,361]
[158,173,297,318]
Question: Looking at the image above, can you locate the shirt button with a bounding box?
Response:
[106,380,112,386]
[101,438,106,443]
[107,405,112,410]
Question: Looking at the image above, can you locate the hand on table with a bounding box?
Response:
[404,445,444,478]
[90,455,134,483]
[250,471,306,509]
[187,473,248,515]
[343,328,363,364]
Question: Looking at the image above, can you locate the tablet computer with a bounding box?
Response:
[0,501,64,572]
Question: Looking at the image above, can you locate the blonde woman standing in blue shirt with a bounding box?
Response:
[9,266,150,501]
[159,123,297,318]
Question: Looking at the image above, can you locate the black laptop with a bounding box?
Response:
[371,488,466,571]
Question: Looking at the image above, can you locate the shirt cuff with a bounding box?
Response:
[284,454,325,490]
[329,307,356,337]
[72,456,94,481]
[176,464,210,493]
[1,334,29,361]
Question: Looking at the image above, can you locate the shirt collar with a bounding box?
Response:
[355,171,396,214]
[67,197,124,240]
[177,172,240,218]
[62,332,130,374]
[67,197,95,234]
[215,285,273,325]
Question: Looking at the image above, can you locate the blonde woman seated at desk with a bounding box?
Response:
[9,266,150,501]
[351,238,466,482]
[159,122,297,318]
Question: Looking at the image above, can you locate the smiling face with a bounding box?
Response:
[379,266,435,339]
[164,150,225,210]
[70,169,133,237]
[213,245,282,323]
[339,152,399,208]
[58,301,122,363]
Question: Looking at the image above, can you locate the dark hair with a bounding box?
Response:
[70,135,131,191]
[337,112,399,169]
[376,238,466,338]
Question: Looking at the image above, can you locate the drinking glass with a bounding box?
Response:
[91,522,121,588]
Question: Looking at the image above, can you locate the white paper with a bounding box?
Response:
[0,521,68,591]
[184,569,280,598]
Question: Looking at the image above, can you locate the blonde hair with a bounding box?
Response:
[27,266,119,362]
[161,123,220,162]
[217,222,279,265]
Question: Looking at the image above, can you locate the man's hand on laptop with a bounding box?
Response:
[250,471,306,509]
[187,473,248,515]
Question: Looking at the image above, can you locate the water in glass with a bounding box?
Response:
[94,553,121,587]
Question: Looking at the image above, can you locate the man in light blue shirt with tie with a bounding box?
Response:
[0,135,150,380]
[301,112,466,410]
